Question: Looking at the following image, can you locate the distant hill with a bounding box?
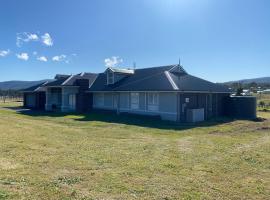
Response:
[225,77,270,84]
[0,80,51,90]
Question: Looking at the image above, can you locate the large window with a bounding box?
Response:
[131,93,139,110]
[68,94,76,109]
[95,93,104,107]
[148,93,159,111]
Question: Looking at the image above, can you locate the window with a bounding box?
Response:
[95,93,104,107]
[131,93,139,110]
[148,93,159,111]
[107,71,114,85]
[68,94,76,109]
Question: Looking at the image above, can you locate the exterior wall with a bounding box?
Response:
[45,88,62,111]
[179,93,230,122]
[46,87,78,112]
[61,87,79,112]
[92,92,178,121]
[25,93,36,108]
[24,92,46,110]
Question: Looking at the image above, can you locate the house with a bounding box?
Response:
[89,65,231,122]
[23,73,97,112]
[23,64,231,122]
[43,73,97,112]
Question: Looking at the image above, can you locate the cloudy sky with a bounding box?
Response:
[0,0,269,82]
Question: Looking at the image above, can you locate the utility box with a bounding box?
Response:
[187,108,205,123]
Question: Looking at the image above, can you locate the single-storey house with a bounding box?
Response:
[23,64,231,122]
[89,65,231,122]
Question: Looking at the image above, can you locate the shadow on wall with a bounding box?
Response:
[16,109,235,131]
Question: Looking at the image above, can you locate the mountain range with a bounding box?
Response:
[224,77,270,84]
[0,77,270,90]
[0,80,51,90]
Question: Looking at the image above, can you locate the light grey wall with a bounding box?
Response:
[92,92,178,121]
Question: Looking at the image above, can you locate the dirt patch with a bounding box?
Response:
[256,126,270,131]
[0,158,19,170]
[177,137,193,153]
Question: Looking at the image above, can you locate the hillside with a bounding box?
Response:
[225,77,270,84]
[0,80,50,90]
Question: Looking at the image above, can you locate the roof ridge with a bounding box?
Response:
[165,71,179,90]
[61,75,74,86]
[134,64,177,71]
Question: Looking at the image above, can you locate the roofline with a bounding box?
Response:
[44,86,80,88]
[22,91,45,93]
[87,90,232,94]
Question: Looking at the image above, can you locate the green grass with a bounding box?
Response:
[0,101,270,199]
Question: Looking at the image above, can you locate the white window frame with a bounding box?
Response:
[131,92,139,110]
[68,94,76,109]
[148,92,159,111]
[107,71,114,85]
[95,93,104,107]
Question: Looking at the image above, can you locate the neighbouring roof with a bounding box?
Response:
[89,65,231,93]
[43,73,97,87]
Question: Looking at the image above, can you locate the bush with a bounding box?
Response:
[259,101,265,108]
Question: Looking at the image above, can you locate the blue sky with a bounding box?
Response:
[0,0,269,82]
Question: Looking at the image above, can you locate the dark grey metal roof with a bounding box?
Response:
[22,82,48,92]
[43,73,97,87]
[89,65,230,93]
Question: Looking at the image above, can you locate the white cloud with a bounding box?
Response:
[0,49,10,57]
[104,56,123,68]
[52,54,66,62]
[41,33,53,46]
[16,32,39,47]
[16,32,53,47]
[37,56,47,62]
[16,53,29,61]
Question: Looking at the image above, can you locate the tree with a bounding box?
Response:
[259,101,265,108]
[236,87,243,96]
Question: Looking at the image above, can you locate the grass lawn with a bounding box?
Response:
[0,101,270,199]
